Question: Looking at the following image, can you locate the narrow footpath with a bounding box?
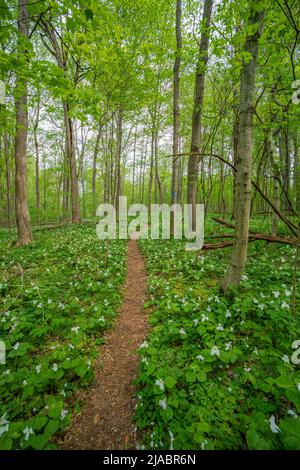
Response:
[60,240,148,449]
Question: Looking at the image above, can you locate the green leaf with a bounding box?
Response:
[47,399,63,419]
[44,419,59,436]
[274,375,294,388]
[29,433,49,450]
[164,376,176,388]
[246,429,274,450]
[84,9,94,20]
[33,416,48,431]
[186,371,196,383]
[286,389,300,412]
[0,436,13,450]
[197,371,207,382]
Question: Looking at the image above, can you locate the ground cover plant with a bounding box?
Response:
[135,217,300,450]
[0,224,127,449]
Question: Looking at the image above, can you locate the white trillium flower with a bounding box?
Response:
[35,364,41,374]
[196,355,204,361]
[0,414,9,426]
[52,363,58,372]
[210,346,220,357]
[201,314,209,322]
[273,291,280,298]
[139,341,148,349]
[60,409,68,420]
[13,342,20,350]
[0,424,9,437]
[281,301,289,309]
[201,439,208,450]
[216,324,224,331]
[23,426,34,441]
[225,310,231,318]
[159,398,167,410]
[225,341,232,351]
[287,410,298,418]
[282,355,290,363]
[179,328,186,335]
[155,379,165,391]
[71,326,80,334]
[269,415,281,434]
[297,383,300,392]
[169,430,174,451]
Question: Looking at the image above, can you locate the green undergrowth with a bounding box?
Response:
[135,217,300,450]
[0,224,127,450]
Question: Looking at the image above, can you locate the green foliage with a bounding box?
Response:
[0,224,127,449]
[134,218,300,450]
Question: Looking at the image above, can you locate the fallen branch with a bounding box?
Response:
[209,217,297,246]
[202,233,297,250]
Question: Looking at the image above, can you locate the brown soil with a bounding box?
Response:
[59,240,148,450]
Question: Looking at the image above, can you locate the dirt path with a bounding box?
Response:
[60,240,148,450]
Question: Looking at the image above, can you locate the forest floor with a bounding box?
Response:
[59,240,148,450]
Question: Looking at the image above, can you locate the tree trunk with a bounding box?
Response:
[33,98,41,225]
[4,134,13,229]
[155,132,163,204]
[14,0,33,246]
[148,128,155,210]
[187,0,213,230]
[92,124,102,213]
[115,108,123,218]
[171,0,182,234]
[63,103,80,223]
[222,6,264,291]
[40,19,80,223]
[294,135,300,213]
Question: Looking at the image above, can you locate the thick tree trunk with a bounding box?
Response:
[14,0,33,246]
[232,87,239,219]
[171,0,182,234]
[222,6,264,291]
[187,0,213,230]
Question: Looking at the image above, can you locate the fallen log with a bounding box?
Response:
[202,232,297,250]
